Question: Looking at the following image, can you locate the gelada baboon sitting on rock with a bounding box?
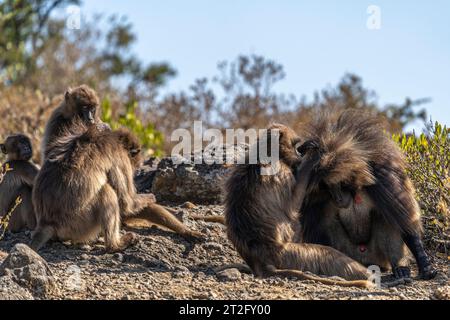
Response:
[224,124,373,288]
[31,86,203,252]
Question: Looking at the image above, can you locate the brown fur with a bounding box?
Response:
[224,124,373,288]
[40,85,107,162]
[32,104,203,252]
[300,109,436,280]
[0,135,39,232]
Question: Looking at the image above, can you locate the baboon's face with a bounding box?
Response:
[64,86,100,125]
[327,183,354,209]
[1,135,33,161]
[128,144,143,169]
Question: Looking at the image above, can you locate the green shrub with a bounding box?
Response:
[101,98,164,157]
[393,122,450,255]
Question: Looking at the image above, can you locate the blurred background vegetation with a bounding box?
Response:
[0,0,448,251]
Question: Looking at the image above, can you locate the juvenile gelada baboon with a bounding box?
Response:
[225,124,373,288]
[299,109,437,280]
[0,135,39,232]
[31,121,204,252]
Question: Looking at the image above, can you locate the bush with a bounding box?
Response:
[0,86,57,164]
[101,98,164,157]
[394,122,450,255]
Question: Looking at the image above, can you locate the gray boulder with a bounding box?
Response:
[0,244,56,297]
[135,145,247,204]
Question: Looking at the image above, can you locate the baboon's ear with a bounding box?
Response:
[64,88,73,101]
[0,144,6,154]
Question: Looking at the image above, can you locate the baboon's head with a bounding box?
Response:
[115,129,142,169]
[62,85,100,125]
[266,123,305,167]
[1,134,33,161]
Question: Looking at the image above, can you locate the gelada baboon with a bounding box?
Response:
[116,127,205,239]
[41,85,107,161]
[0,135,39,232]
[225,124,373,288]
[31,121,203,252]
[300,109,437,280]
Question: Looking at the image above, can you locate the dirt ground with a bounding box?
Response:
[0,204,448,300]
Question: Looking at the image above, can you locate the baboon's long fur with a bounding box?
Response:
[224,124,373,288]
[0,135,38,232]
[300,109,436,279]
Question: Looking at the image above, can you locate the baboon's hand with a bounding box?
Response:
[143,193,157,204]
[393,266,412,281]
[296,140,320,157]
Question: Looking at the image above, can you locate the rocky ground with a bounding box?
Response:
[0,203,448,300]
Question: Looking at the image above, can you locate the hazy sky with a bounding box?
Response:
[78,0,450,132]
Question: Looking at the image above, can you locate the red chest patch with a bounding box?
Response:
[354,193,363,205]
[358,244,368,253]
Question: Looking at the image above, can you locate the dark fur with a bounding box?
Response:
[300,109,436,280]
[0,135,38,232]
[224,124,373,288]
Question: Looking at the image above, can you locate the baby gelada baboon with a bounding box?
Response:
[224,124,373,288]
[300,109,437,280]
[31,121,203,252]
[0,134,39,232]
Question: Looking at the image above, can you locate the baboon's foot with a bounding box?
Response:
[107,232,139,253]
[393,266,412,282]
[419,265,438,280]
[182,230,206,242]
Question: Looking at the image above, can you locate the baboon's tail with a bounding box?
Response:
[191,215,226,225]
[266,266,374,289]
[30,225,55,252]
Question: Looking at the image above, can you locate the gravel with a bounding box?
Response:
[0,204,448,300]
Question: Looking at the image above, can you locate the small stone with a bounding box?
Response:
[433,286,450,300]
[113,253,124,263]
[80,254,89,261]
[216,268,242,282]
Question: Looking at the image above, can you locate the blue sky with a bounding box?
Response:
[79,0,450,132]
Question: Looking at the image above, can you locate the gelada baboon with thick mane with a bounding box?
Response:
[40,84,107,162]
[224,124,373,288]
[299,109,437,280]
[0,134,39,232]
[32,121,204,252]
[31,86,203,252]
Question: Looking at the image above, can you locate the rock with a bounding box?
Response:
[433,286,450,300]
[135,145,247,204]
[0,244,56,297]
[216,268,242,282]
[113,253,124,263]
[0,276,34,300]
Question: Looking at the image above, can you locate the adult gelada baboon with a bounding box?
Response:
[225,124,373,288]
[41,85,107,161]
[299,109,437,280]
[31,122,204,252]
[0,135,39,232]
